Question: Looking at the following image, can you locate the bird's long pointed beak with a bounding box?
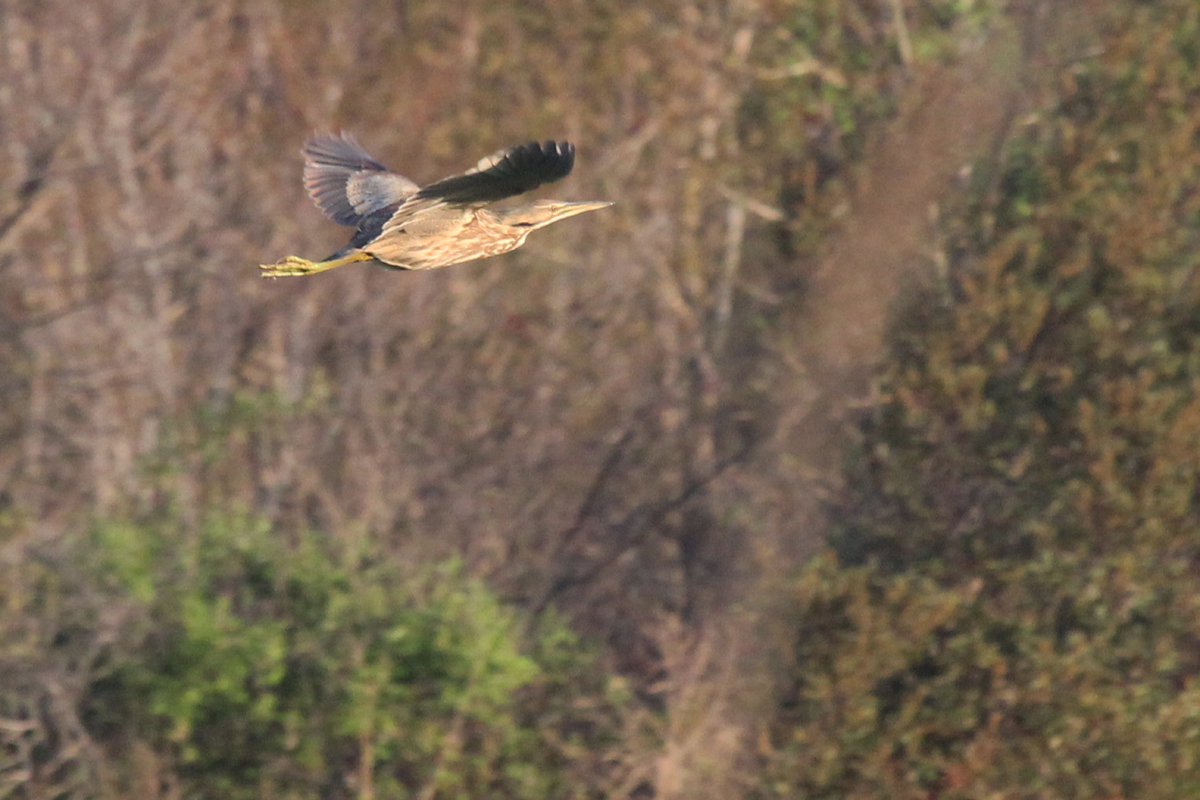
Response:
[553,201,613,221]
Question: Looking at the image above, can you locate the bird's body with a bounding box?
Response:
[365,207,527,269]
[260,134,610,277]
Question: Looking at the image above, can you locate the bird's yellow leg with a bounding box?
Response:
[260,251,373,277]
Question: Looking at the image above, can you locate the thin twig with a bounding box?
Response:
[713,201,746,358]
[532,436,754,617]
[889,0,914,69]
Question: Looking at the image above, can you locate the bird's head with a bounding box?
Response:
[495,199,613,232]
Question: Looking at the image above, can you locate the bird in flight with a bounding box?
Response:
[260,134,611,277]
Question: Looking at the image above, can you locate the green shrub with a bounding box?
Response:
[763,550,1200,799]
[78,513,629,800]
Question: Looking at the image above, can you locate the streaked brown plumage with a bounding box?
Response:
[260,134,610,277]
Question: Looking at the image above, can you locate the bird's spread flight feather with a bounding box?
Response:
[415,141,575,205]
[379,141,576,239]
[303,133,418,227]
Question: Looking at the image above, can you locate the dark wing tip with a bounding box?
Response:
[517,140,575,183]
[499,140,576,184]
[414,140,578,205]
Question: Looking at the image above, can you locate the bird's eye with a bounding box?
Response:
[513,222,534,227]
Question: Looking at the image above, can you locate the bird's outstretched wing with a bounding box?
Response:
[303,133,419,227]
[414,141,576,205]
[375,141,577,241]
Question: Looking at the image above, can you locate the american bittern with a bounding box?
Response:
[260,134,611,277]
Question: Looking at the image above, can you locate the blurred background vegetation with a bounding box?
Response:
[3,0,1199,797]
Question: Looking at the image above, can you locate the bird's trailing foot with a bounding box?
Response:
[259,252,372,277]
